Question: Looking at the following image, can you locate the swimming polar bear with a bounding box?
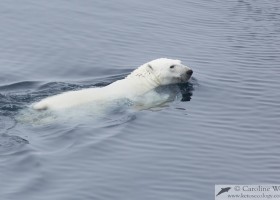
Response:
[33,58,193,110]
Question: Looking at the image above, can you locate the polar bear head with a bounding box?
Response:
[126,58,193,89]
[146,58,193,85]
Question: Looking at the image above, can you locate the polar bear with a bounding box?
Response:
[33,58,193,110]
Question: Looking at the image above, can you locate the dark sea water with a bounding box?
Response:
[1,0,280,199]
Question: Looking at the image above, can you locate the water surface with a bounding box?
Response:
[1,0,280,199]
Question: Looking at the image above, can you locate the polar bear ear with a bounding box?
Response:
[147,64,153,71]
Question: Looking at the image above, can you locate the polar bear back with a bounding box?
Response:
[33,88,103,110]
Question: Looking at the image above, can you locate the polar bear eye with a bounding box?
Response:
[170,65,175,69]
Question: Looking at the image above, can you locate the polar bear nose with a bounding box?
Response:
[186,69,193,76]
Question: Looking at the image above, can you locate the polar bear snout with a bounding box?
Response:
[186,69,193,76]
[180,68,193,83]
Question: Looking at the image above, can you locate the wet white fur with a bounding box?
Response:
[33,58,192,110]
